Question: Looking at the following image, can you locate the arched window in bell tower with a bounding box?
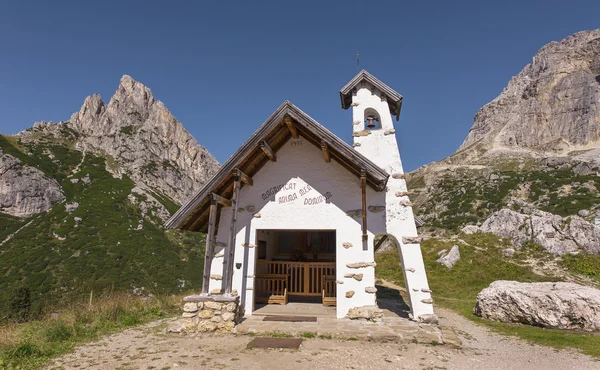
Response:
[364,108,381,130]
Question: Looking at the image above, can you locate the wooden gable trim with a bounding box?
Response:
[260,140,276,161]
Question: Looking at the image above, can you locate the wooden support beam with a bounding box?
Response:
[224,175,241,294]
[233,168,253,186]
[210,193,231,207]
[320,140,331,163]
[361,169,368,244]
[374,234,389,252]
[202,199,218,294]
[284,116,298,139]
[260,140,276,162]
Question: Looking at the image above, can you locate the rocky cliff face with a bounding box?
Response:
[459,29,600,155]
[0,148,65,217]
[407,29,600,255]
[65,75,220,204]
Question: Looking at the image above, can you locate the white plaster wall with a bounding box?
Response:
[208,137,387,318]
[351,86,435,320]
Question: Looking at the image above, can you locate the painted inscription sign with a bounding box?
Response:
[261,181,333,205]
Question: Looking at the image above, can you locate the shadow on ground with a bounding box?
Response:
[376,284,411,318]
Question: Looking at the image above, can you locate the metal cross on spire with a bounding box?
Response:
[355,52,360,71]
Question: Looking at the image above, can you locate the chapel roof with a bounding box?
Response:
[165,101,390,232]
[339,69,403,121]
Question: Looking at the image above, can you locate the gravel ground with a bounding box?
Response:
[46,307,600,370]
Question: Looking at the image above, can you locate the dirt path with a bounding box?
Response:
[46,306,600,370]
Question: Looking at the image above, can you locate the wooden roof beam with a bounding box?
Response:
[284,116,298,139]
[233,168,253,186]
[320,140,331,163]
[210,192,232,207]
[260,140,276,162]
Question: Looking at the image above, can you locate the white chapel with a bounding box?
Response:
[166,70,435,323]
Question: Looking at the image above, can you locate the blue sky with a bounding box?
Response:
[1,1,598,171]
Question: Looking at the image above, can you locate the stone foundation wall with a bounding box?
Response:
[179,295,240,333]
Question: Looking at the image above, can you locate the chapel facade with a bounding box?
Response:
[166,70,435,322]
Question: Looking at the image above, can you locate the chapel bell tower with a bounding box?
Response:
[339,70,436,322]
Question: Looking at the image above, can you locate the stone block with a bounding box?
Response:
[180,318,199,333]
[395,191,408,197]
[391,173,405,179]
[343,273,363,281]
[210,315,223,323]
[336,280,344,284]
[402,236,420,244]
[225,302,237,312]
[352,142,361,147]
[417,314,439,325]
[254,213,261,218]
[384,129,396,135]
[198,309,214,319]
[421,298,433,304]
[210,289,223,295]
[346,306,383,320]
[222,312,236,322]
[197,320,218,333]
[182,302,198,312]
[399,199,412,207]
[217,321,235,332]
[214,252,224,258]
[245,205,255,212]
[342,242,353,249]
[182,311,197,318]
[346,262,376,268]
[204,301,223,310]
[365,287,377,294]
[210,274,223,280]
[352,130,372,137]
[346,291,355,298]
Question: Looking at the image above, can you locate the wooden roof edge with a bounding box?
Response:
[165,101,390,230]
[339,70,403,121]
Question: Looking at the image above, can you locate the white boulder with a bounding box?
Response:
[436,245,460,269]
[474,280,600,331]
[480,208,600,255]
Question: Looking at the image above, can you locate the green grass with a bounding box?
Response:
[375,233,600,358]
[0,137,206,318]
[414,166,600,230]
[561,253,600,279]
[0,214,29,242]
[0,293,181,369]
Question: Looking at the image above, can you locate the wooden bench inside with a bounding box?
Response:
[255,274,288,305]
[321,275,336,307]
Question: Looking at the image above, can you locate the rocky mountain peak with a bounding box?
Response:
[458,28,600,156]
[22,75,220,205]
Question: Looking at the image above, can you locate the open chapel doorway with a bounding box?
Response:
[254,229,337,309]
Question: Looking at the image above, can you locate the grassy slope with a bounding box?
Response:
[375,233,600,359]
[0,293,181,369]
[0,135,205,317]
[409,167,600,231]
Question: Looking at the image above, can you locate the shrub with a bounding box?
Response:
[8,288,31,323]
